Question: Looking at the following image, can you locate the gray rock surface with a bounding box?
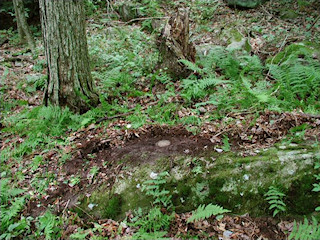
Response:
[226,0,266,8]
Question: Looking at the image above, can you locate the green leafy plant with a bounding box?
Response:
[187,204,231,223]
[313,160,320,212]
[69,175,81,187]
[141,171,172,208]
[181,77,228,101]
[289,217,320,240]
[222,135,231,152]
[131,207,173,239]
[129,172,175,239]
[2,106,85,157]
[36,210,62,240]
[264,186,286,217]
[268,50,320,111]
[70,223,103,239]
[88,166,100,179]
[0,180,31,239]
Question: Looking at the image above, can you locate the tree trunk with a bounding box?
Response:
[12,0,36,52]
[157,8,196,80]
[39,0,99,113]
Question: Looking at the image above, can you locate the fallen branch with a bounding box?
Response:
[307,15,320,31]
[96,101,159,124]
[96,100,185,124]
[125,16,169,25]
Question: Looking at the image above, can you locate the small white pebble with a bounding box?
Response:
[88,203,96,210]
[243,174,249,180]
[150,172,158,179]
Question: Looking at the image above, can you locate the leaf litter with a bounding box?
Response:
[1,0,320,239]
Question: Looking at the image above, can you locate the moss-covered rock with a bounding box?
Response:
[225,0,268,8]
[76,142,320,220]
[266,42,320,65]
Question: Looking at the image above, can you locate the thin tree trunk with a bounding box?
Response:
[12,0,36,52]
[39,0,98,113]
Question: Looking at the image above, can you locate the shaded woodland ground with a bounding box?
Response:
[1,0,320,239]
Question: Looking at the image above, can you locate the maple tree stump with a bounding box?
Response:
[157,8,196,79]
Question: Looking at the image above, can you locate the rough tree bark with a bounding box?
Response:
[12,0,36,52]
[39,0,98,113]
[157,8,196,79]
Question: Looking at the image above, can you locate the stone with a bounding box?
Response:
[156,140,171,147]
[225,0,267,8]
[76,142,319,220]
[116,2,141,22]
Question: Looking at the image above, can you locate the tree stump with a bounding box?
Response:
[157,8,196,79]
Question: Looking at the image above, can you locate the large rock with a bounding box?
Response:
[225,0,267,8]
[76,142,319,220]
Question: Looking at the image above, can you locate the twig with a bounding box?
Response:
[264,34,288,81]
[125,16,169,25]
[213,129,232,138]
[96,100,185,124]
[3,56,34,63]
[74,205,95,221]
[62,199,70,218]
[291,112,320,119]
[307,15,320,31]
[96,101,159,124]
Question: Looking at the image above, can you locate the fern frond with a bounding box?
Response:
[268,55,320,109]
[179,59,203,74]
[187,204,231,223]
[181,77,227,100]
[37,211,62,240]
[289,217,320,240]
[264,186,286,217]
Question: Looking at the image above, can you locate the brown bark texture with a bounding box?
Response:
[12,0,36,51]
[39,0,98,113]
[157,8,196,79]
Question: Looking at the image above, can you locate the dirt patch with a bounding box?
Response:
[69,125,213,170]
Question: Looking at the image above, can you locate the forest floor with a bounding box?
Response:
[1,0,320,239]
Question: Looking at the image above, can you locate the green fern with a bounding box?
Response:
[182,77,227,100]
[179,59,204,74]
[313,161,320,212]
[268,55,320,110]
[187,204,231,223]
[0,179,30,239]
[264,186,286,217]
[289,217,320,240]
[37,210,62,240]
[141,171,172,208]
[130,207,173,239]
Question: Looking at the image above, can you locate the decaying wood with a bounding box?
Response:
[157,8,196,79]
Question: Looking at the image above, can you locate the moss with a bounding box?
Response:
[287,173,319,215]
[104,194,122,219]
[76,141,319,219]
[266,43,317,65]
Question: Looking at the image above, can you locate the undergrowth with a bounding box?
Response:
[1,3,320,239]
[181,45,320,115]
[1,106,85,158]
